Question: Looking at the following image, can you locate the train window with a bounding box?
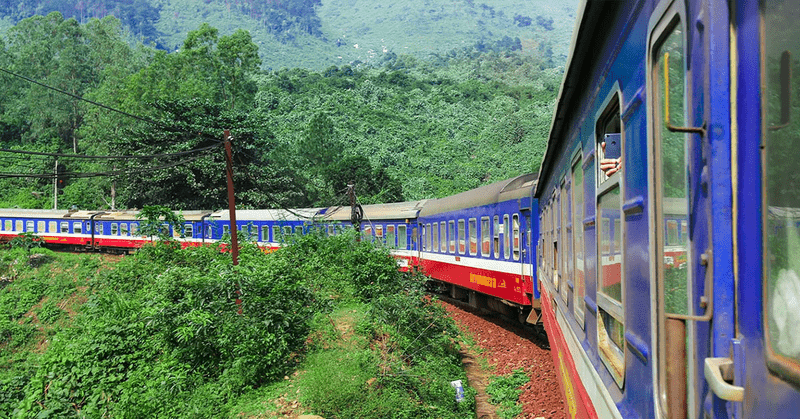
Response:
[573,156,586,325]
[261,226,269,241]
[15,220,22,231]
[48,221,55,232]
[469,218,477,255]
[3,220,9,231]
[282,226,292,237]
[121,223,129,236]
[493,216,500,258]
[764,0,800,382]
[60,222,69,234]
[295,226,304,235]
[503,215,511,260]
[376,225,384,241]
[440,221,447,253]
[111,223,119,235]
[446,221,454,253]
[223,225,230,238]
[25,220,33,232]
[363,225,372,241]
[97,222,105,235]
[184,224,193,238]
[425,223,431,251]
[512,214,520,261]
[562,180,571,303]
[597,184,624,387]
[73,222,82,234]
[430,223,437,252]
[131,223,138,235]
[398,225,407,249]
[481,217,490,256]
[386,225,396,248]
[458,220,465,254]
[666,219,678,245]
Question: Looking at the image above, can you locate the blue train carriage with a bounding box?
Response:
[320,200,426,271]
[418,173,539,323]
[206,208,323,251]
[531,0,797,418]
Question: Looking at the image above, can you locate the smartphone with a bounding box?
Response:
[604,133,621,160]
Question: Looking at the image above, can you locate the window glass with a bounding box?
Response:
[185,224,193,238]
[282,226,292,236]
[493,216,500,258]
[469,218,478,255]
[376,225,384,241]
[398,225,407,249]
[572,158,586,322]
[458,220,465,254]
[74,222,82,234]
[223,225,231,237]
[111,223,119,235]
[48,221,55,232]
[432,223,439,252]
[386,225,396,248]
[655,24,690,317]
[512,214,521,261]
[441,221,448,253]
[481,217,490,256]
[4,220,9,231]
[262,226,270,242]
[96,222,104,235]
[764,0,800,368]
[121,223,129,236]
[25,220,33,232]
[448,221,456,253]
[599,186,622,302]
[503,215,510,259]
[61,222,69,234]
[131,223,138,235]
[37,221,44,232]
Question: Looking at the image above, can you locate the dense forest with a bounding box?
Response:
[0,4,570,211]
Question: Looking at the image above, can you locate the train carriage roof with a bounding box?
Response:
[321,200,428,222]
[0,209,73,218]
[534,0,615,198]
[209,208,323,222]
[419,173,538,217]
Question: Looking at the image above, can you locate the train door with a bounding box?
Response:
[734,1,800,418]
[649,0,734,418]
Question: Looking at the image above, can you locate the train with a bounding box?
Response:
[532,0,800,418]
[2,0,797,418]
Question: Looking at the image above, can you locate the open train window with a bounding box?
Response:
[61,222,69,234]
[595,86,625,388]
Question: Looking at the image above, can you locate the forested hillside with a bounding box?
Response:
[0,0,577,70]
[0,2,573,211]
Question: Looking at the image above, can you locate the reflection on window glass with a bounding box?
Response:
[599,186,622,302]
[449,220,456,253]
[655,24,690,316]
[493,216,500,258]
[504,215,511,260]
[398,225,407,249]
[458,220,466,254]
[573,158,585,321]
[469,218,477,255]
[481,217,490,256]
[765,0,800,364]
[441,221,448,253]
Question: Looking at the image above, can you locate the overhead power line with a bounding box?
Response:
[0,143,222,160]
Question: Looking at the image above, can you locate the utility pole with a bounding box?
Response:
[224,129,239,266]
[53,159,58,210]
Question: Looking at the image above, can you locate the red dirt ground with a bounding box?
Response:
[440,301,566,419]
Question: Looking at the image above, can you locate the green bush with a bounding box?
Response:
[486,368,530,419]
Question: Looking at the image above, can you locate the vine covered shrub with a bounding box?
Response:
[14,241,317,418]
